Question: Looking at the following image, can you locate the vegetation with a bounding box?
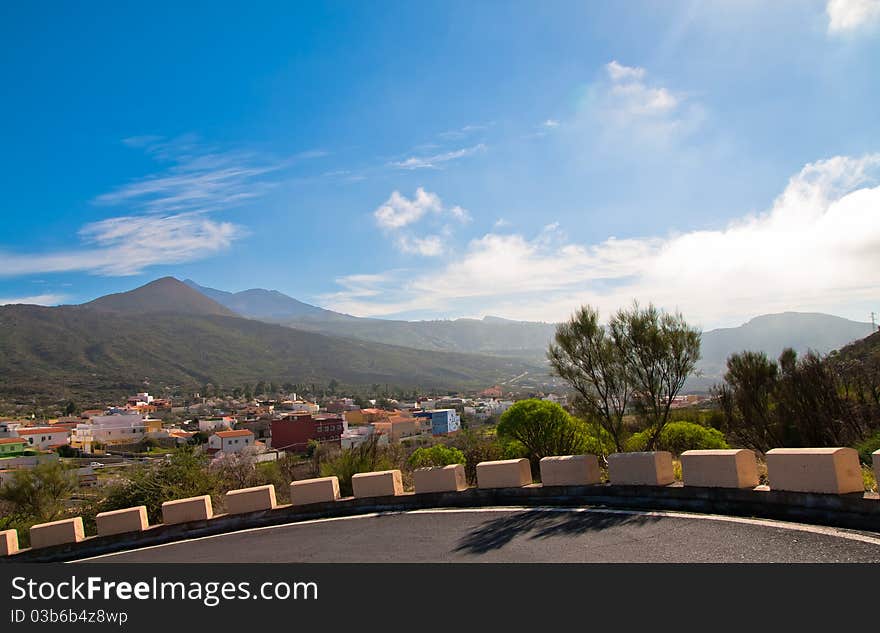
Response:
[99,448,219,523]
[319,436,394,496]
[549,302,701,451]
[497,399,595,471]
[408,445,465,469]
[716,343,880,453]
[0,301,538,403]
[626,421,728,455]
[0,461,78,547]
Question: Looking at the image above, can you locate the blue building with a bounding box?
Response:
[414,409,461,435]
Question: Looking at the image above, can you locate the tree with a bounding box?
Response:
[610,302,701,450]
[548,306,631,451]
[497,399,590,471]
[211,449,258,491]
[714,351,781,452]
[0,461,77,523]
[63,400,77,416]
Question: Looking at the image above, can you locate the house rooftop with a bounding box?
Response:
[215,429,253,438]
[16,427,67,435]
[0,438,26,445]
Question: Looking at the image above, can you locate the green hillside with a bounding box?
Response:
[0,304,538,403]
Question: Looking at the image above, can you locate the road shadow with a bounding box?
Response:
[454,509,663,555]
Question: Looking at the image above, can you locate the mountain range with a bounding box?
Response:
[0,276,874,403]
[0,278,538,403]
[184,280,876,384]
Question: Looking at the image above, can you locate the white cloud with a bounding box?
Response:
[390,144,486,170]
[0,293,67,306]
[397,235,445,256]
[543,119,560,128]
[605,60,646,82]
[827,0,880,33]
[373,188,470,257]
[374,188,443,230]
[604,60,679,116]
[327,154,880,328]
[573,60,704,152]
[0,212,243,277]
[0,136,265,278]
[97,137,281,213]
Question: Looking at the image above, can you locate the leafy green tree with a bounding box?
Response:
[63,400,77,416]
[610,302,701,450]
[548,306,631,451]
[497,399,591,471]
[408,445,466,469]
[0,461,77,523]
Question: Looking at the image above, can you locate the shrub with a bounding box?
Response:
[625,421,728,455]
[100,448,219,523]
[320,435,391,496]
[408,445,466,469]
[497,399,594,469]
[855,430,880,464]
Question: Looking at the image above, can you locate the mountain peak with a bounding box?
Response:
[83,277,237,317]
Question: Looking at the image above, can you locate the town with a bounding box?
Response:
[1,385,624,487]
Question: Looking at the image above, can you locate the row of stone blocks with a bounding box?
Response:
[2,448,876,556]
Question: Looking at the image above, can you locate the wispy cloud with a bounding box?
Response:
[0,136,279,278]
[390,143,487,170]
[372,188,470,257]
[327,154,880,327]
[0,293,68,306]
[0,212,242,277]
[438,123,490,140]
[571,60,704,152]
[827,0,880,34]
[96,136,283,214]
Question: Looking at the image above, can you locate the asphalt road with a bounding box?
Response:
[79,507,880,563]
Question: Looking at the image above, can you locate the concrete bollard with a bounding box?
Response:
[352,470,404,498]
[96,506,149,537]
[540,454,601,486]
[161,495,213,525]
[681,449,760,489]
[0,529,19,556]
[608,451,675,486]
[413,464,468,494]
[476,458,532,489]
[30,517,84,549]
[766,448,864,494]
[873,450,879,495]
[225,485,277,515]
[290,476,341,506]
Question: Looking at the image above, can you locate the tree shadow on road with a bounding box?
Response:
[453,509,663,555]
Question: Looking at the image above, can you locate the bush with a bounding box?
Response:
[497,399,594,469]
[100,448,219,523]
[408,445,465,469]
[855,430,880,464]
[320,436,391,496]
[625,421,728,455]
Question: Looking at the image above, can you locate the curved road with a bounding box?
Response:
[78,507,880,563]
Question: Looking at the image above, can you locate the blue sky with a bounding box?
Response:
[2,0,879,329]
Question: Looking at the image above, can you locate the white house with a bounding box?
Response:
[208,429,254,454]
[14,426,71,451]
[70,412,146,452]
